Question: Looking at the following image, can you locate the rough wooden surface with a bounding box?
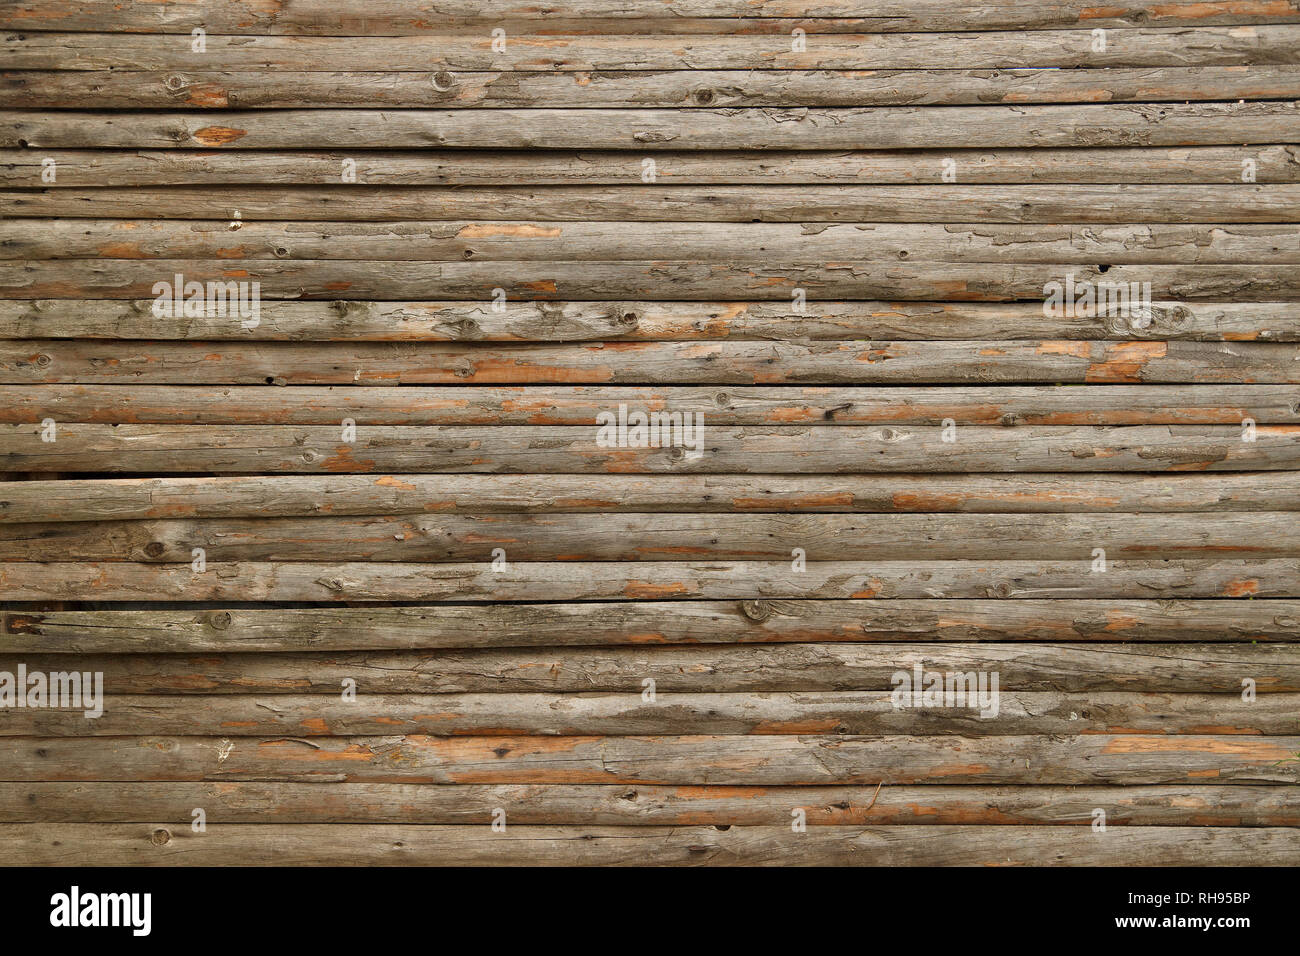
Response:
[4,691,1296,736]
[4,424,1297,473]
[5,783,1299,827]
[4,643,1291,693]
[11,184,1300,221]
[5,824,1297,867]
[11,68,1300,109]
[3,473,1298,523]
[8,147,1299,186]
[3,512,1298,562]
[9,1,1300,33]
[6,0,1299,867]
[2,299,1296,341]
[5,597,1299,650]
[2,735,1296,784]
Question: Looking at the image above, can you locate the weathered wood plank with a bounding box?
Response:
[2,300,1294,342]
[7,823,1298,866]
[6,104,1297,150]
[2,424,1295,473]
[9,1,1297,34]
[12,260,1300,302]
[8,147,1298,186]
[5,692,1294,737]
[3,474,1297,525]
[6,599,1297,651]
[3,644,1295,694]
[4,385,1298,428]
[1,512,1295,563]
[8,29,1298,72]
[11,185,1299,222]
[10,67,1300,109]
[5,342,1298,385]
[10,221,1300,265]
[12,260,1300,303]
[5,782,1298,827]
[1,734,1295,784]
[5,561,1300,606]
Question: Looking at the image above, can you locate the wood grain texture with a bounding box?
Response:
[6,598,1298,650]
[10,0,1299,868]
[10,67,1300,109]
[6,782,1299,827]
[12,260,1300,301]
[1,734,1296,784]
[7,341,1300,385]
[3,473,1298,524]
[9,561,1300,605]
[10,221,1300,264]
[7,691,1295,736]
[3,424,1296,473]
[6,823,1297,866]
[9,1,1299,33]
[8,147,1299,186]
[11,184,1300,222]
[1,511,1296,562]
[5,385,1299,426]
[2,299,1295,341]
[3,643,1296,694]
[9,29,1299,71]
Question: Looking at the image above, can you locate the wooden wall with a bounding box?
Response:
[2,0,1299,866]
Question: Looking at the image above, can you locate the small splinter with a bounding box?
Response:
[864,781,884,812]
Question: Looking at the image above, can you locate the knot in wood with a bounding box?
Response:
[453,317,481,338]
[207,610,232,630]
[741,599,772,622]
[150,828,172,846]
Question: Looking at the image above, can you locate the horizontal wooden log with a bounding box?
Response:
[6,104,1298,150]
[9,221,1300,265]
[5,341,1299,386]
[10,261,1300,305]
[4,643,1295,694]
[3,474,1298,525]
[6,691,1295,737]
[1,512,1295,563]
[3,385,1298,429]
[10,67,1300,109]
[12,260,1300,302]
[8,823,1299,866]
[6,598,1298,651]
[2,734,1296,784]
[2,424,1296,474]
[6,782,1298,827]
[9,1,1297,34]
[4,559,1300,606]
[9,29,1298,72]
[10,185,1300,222]
[2,299,1294,342]
[7,146,1299,187]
